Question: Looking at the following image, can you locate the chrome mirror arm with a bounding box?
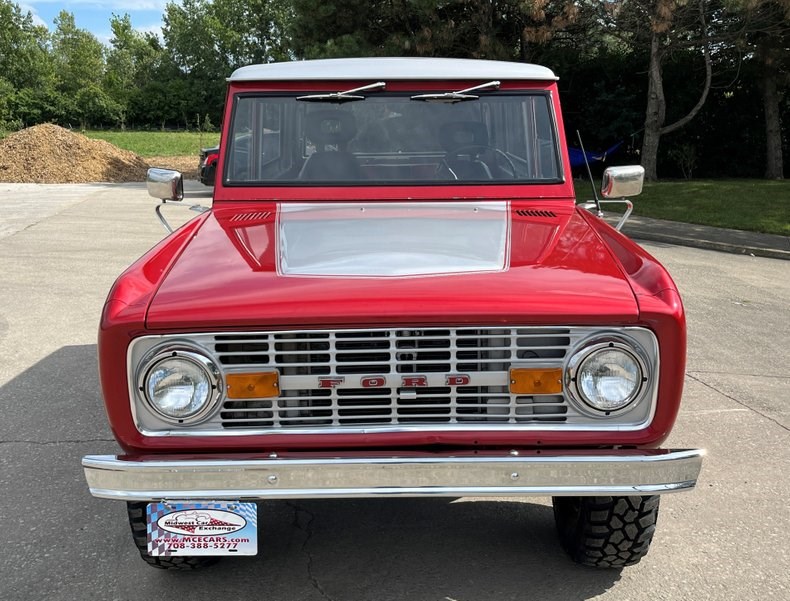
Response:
[599,198,634,231]
[579,198,634,231]
[155,200,210,234]
[155,201,172,233]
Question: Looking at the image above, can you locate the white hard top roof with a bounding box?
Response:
[229,57,558,82]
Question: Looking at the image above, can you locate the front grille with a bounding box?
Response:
[129,326,659,435]
[210,328,573,428]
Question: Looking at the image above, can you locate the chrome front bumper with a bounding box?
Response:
[82,449,703,501]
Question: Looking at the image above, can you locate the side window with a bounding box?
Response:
[227,97,253,181]
[256,103,282,178]
[487,100,528,164]
[227,98,285,182]
[487,95,559,180]
[533,96,559,179]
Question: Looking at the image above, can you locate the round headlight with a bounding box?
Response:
[141,350,220,423]
[567,341,647,414]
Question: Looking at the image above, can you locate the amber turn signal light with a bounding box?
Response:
[509,367,563,395]
[226,372,280,399]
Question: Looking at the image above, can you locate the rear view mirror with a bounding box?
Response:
[147,168,184,201]
[601,165,644,198]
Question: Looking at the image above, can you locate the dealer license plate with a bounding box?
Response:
[146,501,257,556]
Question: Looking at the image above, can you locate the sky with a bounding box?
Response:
[18,0,170,45]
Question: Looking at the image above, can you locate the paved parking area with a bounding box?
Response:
[0,184,788,600]
[0,183,114,239]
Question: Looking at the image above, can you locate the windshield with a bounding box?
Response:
[225,92,561,185]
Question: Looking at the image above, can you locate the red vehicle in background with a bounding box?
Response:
[83,58,703,571]
[198,146,219,185]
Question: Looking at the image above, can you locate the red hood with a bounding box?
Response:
[145,202,638,330]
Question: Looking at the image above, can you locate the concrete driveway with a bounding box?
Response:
[0,183,788,600]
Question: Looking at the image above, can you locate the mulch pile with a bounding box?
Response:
[147,155,199,180]
[0,124,150,183]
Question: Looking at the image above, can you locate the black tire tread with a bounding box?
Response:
[127,502,219,570]
[552,495,659,568]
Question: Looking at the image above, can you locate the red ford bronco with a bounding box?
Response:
[82,58,703,570]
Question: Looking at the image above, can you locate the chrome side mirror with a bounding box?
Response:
[601,165,644,198]
[147,168,184,201]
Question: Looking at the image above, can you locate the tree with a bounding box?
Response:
[594,1,727,181]
[75,85,121,128]
[164,0,291,72]
[741,0,790,179]
[209,0,292,64]
[51,11,106,126]
[106,14,165,128]
[161,0,293,125]
[0,77,14,127]
[0,1,53,89]
[289,0,580,60]
[0,0,55,127]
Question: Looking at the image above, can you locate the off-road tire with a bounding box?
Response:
[552,495,660,568]
[126,502,219,570]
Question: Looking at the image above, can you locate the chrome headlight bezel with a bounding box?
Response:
[565,337,650,417]
[136,344,223,425]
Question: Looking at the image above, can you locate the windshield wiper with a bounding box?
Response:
[297,81,386,103]
[411,80,500,103]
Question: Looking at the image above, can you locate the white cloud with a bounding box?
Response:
[18,3,48,28]
[95,31,114,47]
[135,22,164,40]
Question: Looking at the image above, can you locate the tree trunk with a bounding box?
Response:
[759,43,784,180]
[640,0,712,182]
[640,33,665,182]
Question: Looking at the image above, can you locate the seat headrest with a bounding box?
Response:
[439,121,489,151]
[306,110,358,147]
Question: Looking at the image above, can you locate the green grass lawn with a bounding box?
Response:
[574,179,790,236]
[85,130,221,157]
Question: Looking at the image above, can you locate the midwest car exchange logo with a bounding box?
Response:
[158,509,247,536]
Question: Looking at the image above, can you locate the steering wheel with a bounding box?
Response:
[445,145,517,179]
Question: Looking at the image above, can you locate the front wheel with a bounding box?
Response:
[552,495,660,568]
[127,502,219,570]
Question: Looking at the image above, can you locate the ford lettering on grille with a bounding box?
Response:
[318,375,472,389]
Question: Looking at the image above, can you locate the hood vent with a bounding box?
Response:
[515,209,556,218]
[230,211,272,222]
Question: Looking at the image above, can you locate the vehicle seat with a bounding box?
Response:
[439,121,492,180]
[300,110,363,181]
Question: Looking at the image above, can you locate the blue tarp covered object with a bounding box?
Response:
[568,141,623,168]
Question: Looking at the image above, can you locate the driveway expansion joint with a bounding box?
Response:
[686,373,789,433]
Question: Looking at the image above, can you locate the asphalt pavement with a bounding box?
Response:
[0,183,788,601]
